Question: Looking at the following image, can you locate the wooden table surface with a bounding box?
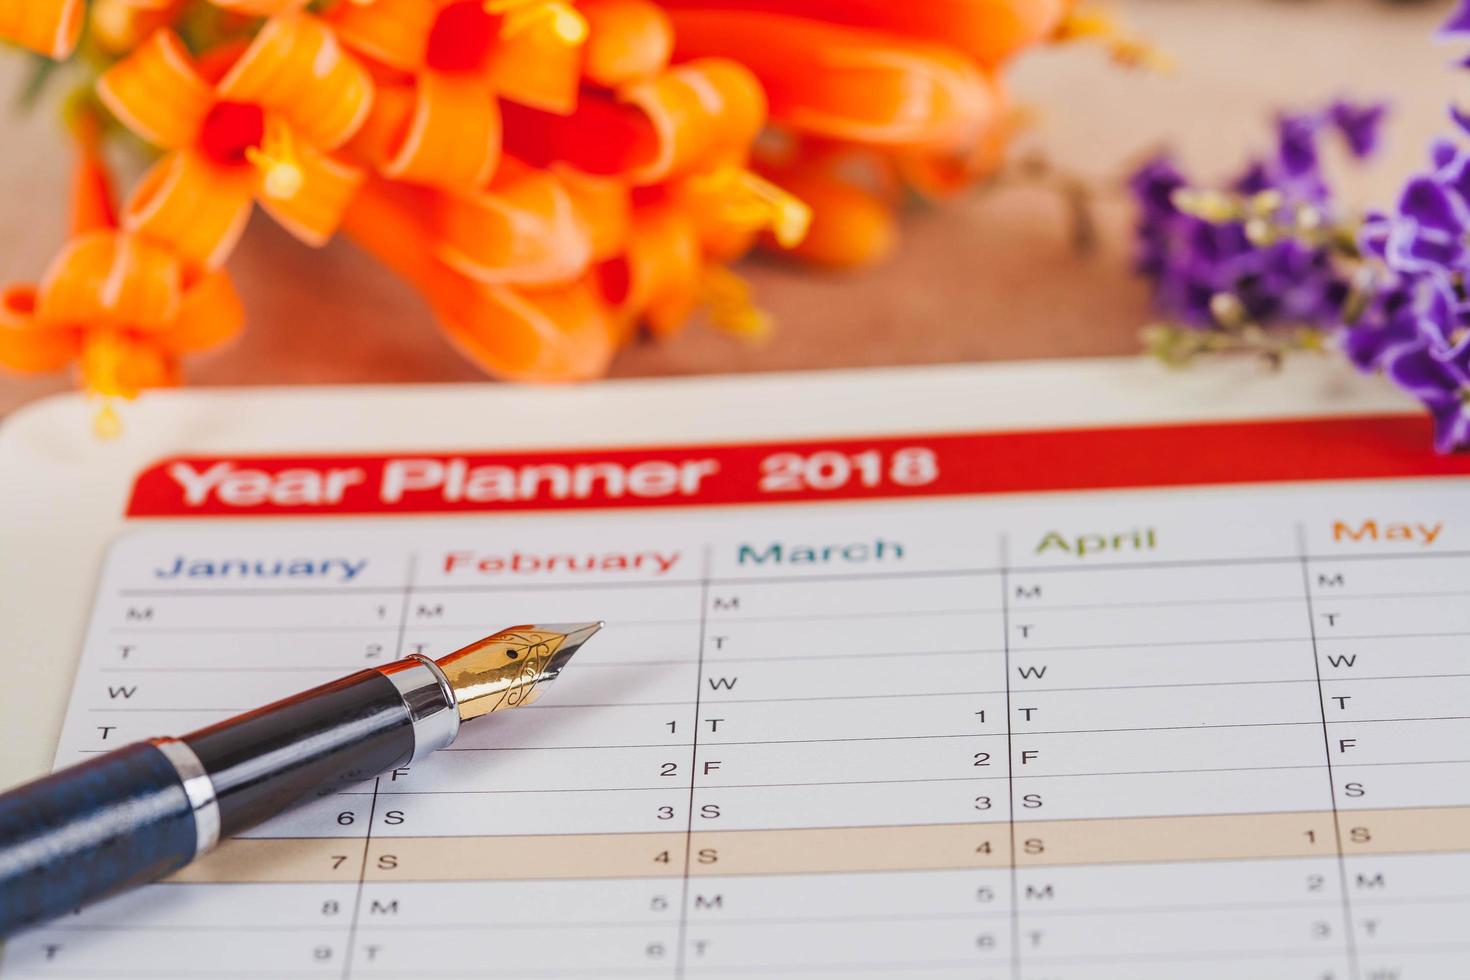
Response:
[0,0,1455,413]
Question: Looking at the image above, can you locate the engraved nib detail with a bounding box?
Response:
[434,622,601,721]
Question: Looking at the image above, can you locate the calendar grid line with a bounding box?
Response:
[46,889,1395,928]
[26,889,1400,929]
[106,542,1470,601]
[112,586,1470,613]
[228,799,1470,833]
[674,547,713,980]
[82,668,1470,698]
[998,536,1021,980]
[153,841,1470,882]
[362,774,1014,794]
[340,553,415,980]
[1297,527,1360,980]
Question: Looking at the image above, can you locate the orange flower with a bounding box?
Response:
[497,57,766,186]
[588,168,810,341]
[329,0,586,190]
[343,175,615,381]
[650,1,1158,269]
[0,0,83,58]
[1,139,244,423]
[755,150,896,270]
[1,231,244,439]
[96,19,372,271]
[492,54,810,339]
[665,8,999,149]
[0,232,243,410]
[88,0,194,56]
[339,39,803,367]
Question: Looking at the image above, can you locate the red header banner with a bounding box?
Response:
[125,414,1470,518]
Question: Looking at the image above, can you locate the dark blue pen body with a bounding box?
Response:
[0,667,420,938]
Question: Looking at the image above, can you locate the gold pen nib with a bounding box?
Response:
[433,622,602,722]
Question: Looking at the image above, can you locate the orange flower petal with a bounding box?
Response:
[90,0,180,56]
[151,270,245,353]
[667,10,995,149]
[124,150,256,271]
[556,165,631,261]
[436,165,593,284]
[209,0,309,17]
[424,269,616,381]
[618,58,766,183]
[501,95,659,179]
[674,166,810,259]
[581,0,672,88]
[657,0,1066,67]
[69,150,118,235]
[341,176,440,288]
[96,29,213,150]
[254,143,365,246]
[216,14,374,151]
[379,72,501,189]
[0,0,82,58]
[486,13,584,115]
[761,163,895,269]
[349,82,413,168]
[0,286,79,373]
[325,0,433,73]
[343,175,612,381]
[38,232,183,331]
[606,204,701,334]
[502,58,761,184]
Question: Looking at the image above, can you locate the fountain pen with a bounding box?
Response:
[0,622,601,939]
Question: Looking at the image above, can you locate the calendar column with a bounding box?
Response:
[681,526,1010,980]
[346,551,705,977]
[1305,518,1470,980]
[1004,521,1352,980]
[5,542,410,978]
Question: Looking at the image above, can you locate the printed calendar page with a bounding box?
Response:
[1,362,1468,980]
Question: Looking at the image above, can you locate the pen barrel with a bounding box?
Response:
[180,665,439,838]
[0,658,457,939]
[0,741,200,938]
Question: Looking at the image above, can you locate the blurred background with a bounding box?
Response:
[0,0,1456,412]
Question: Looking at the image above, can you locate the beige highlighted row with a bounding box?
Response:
[169,807,1470,884]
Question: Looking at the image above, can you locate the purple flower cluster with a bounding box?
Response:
[1129,104,1377,344]
[1130,1,1470,451]
[1347,139,1470,451]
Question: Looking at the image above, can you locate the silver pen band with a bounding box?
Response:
[377,657,460,761]
[151,737,220,858]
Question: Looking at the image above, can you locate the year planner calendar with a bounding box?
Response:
[3,358,1470,980]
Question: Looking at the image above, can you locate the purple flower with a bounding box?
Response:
[1274,112,1330,202]
[1382,177,1467,273]
[1439,0,1470,41]
[1359,209,1391,261]
[1450,104,1470,139]
[1341,281,1418,370]
[1329,100,1388,159]
[1276,113,1321,178]
[1128,154,1185,218]
[1127,108,1355,335]
[1128,21,1470,452]
[1434,147,1470,219]
[1382,343,1470,452]
[1414,276,1466,350]
[1430,137,1461,169]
